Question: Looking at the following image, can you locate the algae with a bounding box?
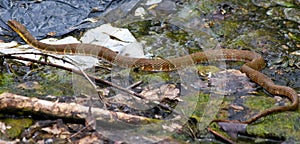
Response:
[1,118,33,139]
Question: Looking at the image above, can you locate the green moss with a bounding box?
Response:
[131,71,172,83]
[241,94,300,141]
[123,20,153,38]
[213,21,240,39]
[247,112,300,141]
[2,118,33,139]
[29,69,75,97]
[197,0,225,13]
[191,92,227,127]
[165,30,189,45]
[0,64,76,97]
[0,73,15,93]
[192,93,210,116]
[244,95,276,111]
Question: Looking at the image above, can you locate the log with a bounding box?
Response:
[0,92,154,125]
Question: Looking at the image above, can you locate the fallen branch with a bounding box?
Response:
[0,92,155,125]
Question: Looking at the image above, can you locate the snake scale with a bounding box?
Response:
[8,20,298,124]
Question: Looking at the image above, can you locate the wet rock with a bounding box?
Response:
[218,122,247,139]
[210,69,256,95]
[156,0,177,11]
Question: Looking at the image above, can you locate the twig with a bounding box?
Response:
[207,128,235,144]
[126,80,143,89]
[75,64,107,104]
[6,52,73,64]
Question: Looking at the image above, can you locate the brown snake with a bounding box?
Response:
[8,20,299,124]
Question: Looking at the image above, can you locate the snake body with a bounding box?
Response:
[8,20,298,124]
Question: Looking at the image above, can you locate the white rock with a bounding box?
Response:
[145,0,162,5]
[81,23,144,58]
[0,41,18,48]
[135,7,146,18]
